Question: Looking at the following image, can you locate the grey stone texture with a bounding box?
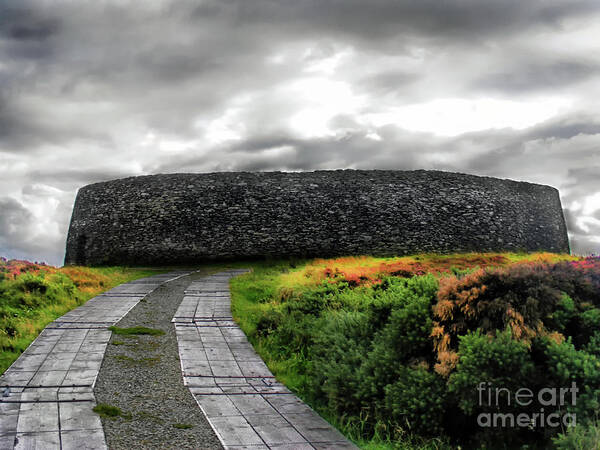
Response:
[174,271,358,449]
[64,170,570,266]
[0,272,189,449]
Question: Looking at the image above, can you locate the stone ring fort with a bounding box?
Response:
[65,170,569,266]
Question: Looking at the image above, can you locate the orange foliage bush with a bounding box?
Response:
[431,261,600,376]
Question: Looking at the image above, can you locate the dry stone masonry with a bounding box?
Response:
[64,170,569,266]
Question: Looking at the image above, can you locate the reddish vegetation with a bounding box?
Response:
[0,258,127,294]
[320,254,511,287]
[570,255,600,289]
[0,258,52,280]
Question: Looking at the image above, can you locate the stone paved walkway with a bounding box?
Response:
[0,271,190,450]
[174,270,358,450]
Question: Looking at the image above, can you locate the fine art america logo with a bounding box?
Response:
[477,382,578,428]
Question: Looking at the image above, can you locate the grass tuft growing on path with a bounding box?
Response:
[93,403,131,419]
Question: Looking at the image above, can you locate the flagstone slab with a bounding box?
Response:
[174,270,359,450]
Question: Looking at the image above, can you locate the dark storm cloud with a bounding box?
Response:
[150,126,438,174]
[1,0,597,153]
[0,94,114,150]
[564,166,600,190]
[0,96,26,143]
[452,114,600,175]
[0,1,59,63]
[0,197,32,231]
[0,2,59,40]
[523,115,600,141]
[559,166,600,204]
[147,112,600,181]
[1,14,58,42]
[0,197,33,251]
[188,0,598,44]
[473,61,599,94]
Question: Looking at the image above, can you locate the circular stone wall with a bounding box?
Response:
[64,170,570,265]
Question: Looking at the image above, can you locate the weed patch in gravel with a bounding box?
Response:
[93,403,131,420]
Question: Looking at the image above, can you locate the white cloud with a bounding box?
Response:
[363,97,572,137]
[288,77,364,137]
[582,191,600,215]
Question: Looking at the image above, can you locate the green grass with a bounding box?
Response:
[172,423,194,429]
[108,326,165,336]
[93,403,131,419]
[230,261,307,390]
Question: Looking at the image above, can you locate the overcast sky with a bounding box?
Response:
[1,0,599,265]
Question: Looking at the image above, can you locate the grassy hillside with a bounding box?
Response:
[0,258,165,374]
[230,252,600,449]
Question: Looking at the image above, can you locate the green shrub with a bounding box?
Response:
[551,293,577,332]
[580,308,600,343]
[306,275,439,440]
[553,421,600,450]
[383,367,447,436]
[285,282,345,316]
[17,273,48,295]
[359,281,436,401]
[255,308,284,337]
[448,330,535,415]
[309,311,372,416]
[584,332,600,357]
[539,338,600,424]
[447,330,541,446]
[433,262,600,377]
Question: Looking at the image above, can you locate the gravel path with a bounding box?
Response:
[94,272,223,450]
